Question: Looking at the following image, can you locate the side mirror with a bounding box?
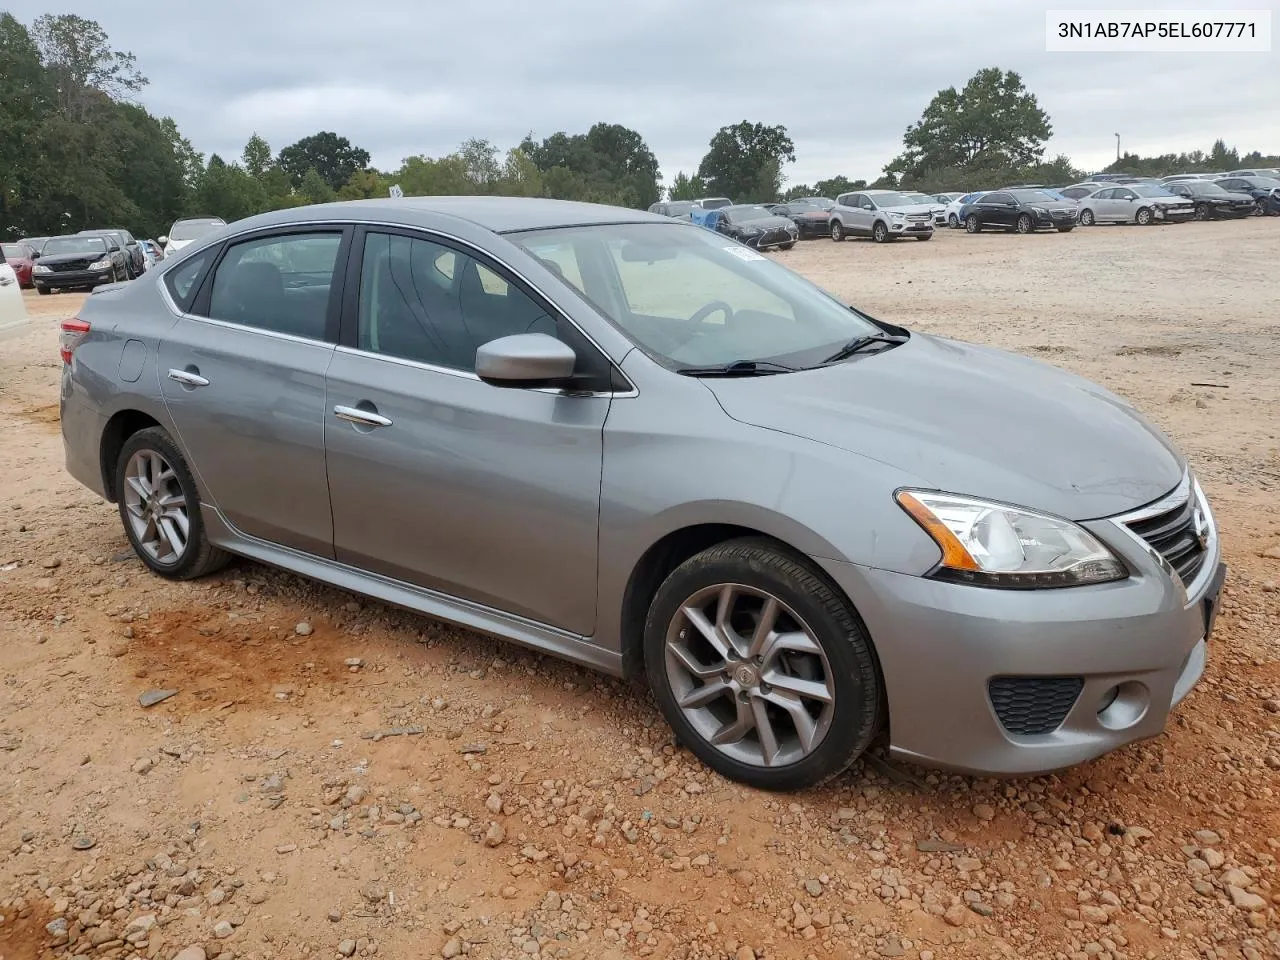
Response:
[157,236,169,245]
[29,250,39,259]
[475,333,576,388]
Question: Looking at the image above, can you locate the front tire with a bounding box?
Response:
[1136,207,1153,226]
[830,220,845,242]
[1079,208,1096,226]
[115,427,232,580]
[1015,213,1033,234]
[947,213,959,229]
[779,242,795,250]
[964,215,981,233]
[1057,226,1074,232]
[643,538,882,791]
[872,221,890,243]
[1194,203,1209,221]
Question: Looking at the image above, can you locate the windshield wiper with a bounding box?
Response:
[822,333,907,364]
[675,359,797,377]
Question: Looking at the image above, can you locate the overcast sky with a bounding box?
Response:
[10,0,1279,187]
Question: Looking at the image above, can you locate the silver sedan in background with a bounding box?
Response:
[60,197,1225,791]
[1077,183,1196,225]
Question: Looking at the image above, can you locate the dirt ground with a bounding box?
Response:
[1,220,1278,960]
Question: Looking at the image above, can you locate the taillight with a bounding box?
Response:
[59,318,91,365]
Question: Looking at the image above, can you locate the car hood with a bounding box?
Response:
[881,204,938,215]
[36,252,106,265]
[702,333,1184,521]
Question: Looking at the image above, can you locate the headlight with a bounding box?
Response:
[33,264,51,274]
[895,490,1127,588]
[88,258,112,270]
[888,212,905,221]
[1031,206,1048,215]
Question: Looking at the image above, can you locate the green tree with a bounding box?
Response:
[277,132,371,191]
[0,13,53,237]
[887,68,1051,183]
[160,116,203,188]
[521,124,661,207]
[337,168,390,200]
[192,155,264,222]
[457,138,501,192]
[696,121,796,203]
[31,13,146,121]
[1207,138,1239,170]
[242,133,273,179]
[667,171,704,201]
[299,168,336,204]
[495,148,543,197]
[812,176,866,199]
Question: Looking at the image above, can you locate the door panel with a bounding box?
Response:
[324,351,608,634]
[157,320,336,556]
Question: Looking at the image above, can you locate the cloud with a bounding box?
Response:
[9,0,1278,188]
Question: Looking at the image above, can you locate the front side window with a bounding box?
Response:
[206,232,342,339]
[510,222,883,370]
[356,231,560,372]
[163,249,216,311]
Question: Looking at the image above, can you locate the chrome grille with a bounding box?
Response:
[1126,492,1208,586]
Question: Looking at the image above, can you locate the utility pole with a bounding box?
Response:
[1115,133,1121,162]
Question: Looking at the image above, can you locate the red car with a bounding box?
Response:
[1,242,36,289]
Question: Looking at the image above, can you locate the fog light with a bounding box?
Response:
[1097,681,1149,731]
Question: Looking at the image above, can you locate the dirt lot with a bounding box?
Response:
[1,221,1278,960]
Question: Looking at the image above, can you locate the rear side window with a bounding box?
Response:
[205,232,342,339]
[163,249,215,312]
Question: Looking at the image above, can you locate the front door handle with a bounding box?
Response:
[167,368,209,387]
[334,404,392,428]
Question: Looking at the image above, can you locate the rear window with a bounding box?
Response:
[1,244,25,258]
[163,248,216,312]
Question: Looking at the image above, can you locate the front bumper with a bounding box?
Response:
[1031,211,1078,229]
[34,268,114,290]
[819,482,1226,776]
[889,220,934,235]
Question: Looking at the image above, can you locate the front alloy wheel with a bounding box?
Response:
[872,221,889,243]
[644,538,881,790]
[830,221,845,242]
[964,215,981,233]
[1136,207,1153,225]
[947,213,959,229]
[1015,213,1033,234]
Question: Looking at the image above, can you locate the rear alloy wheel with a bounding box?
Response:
[644,538,881,791]
[1136,207,1153,226]
[1079,209,1096,226]
[1015,213,1034,234]
[116,427,231,580]
[830,221,845,242]
[872,221,889,243]
[1254,199,1266,217]
[1194,203,1209,221]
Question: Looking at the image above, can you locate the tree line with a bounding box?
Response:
[3,14,1277,242]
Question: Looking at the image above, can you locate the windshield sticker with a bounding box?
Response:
[723,245,767,262]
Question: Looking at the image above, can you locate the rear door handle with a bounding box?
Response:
[334,405,392,428]
[167,368,209,387]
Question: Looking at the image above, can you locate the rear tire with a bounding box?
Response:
[643,538,882,792]
[1194,203,1209,221]
[115,427,232,581]
[1079,209,1096,226]
[37,287,50,296]
[779,242,794,250]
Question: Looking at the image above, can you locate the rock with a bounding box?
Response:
[139,689,179,708]
[1194,829,1222,846]
[484,822,506,847]
[878,935,906,958]
[1227,886,1266,911]
[344,658,364,668]
[955,856,982,872]
[972,803,996,821]
[45,918,68,938]
[916,839,964,853]
[42,557,61,569]
[441,939,462,959]
[943,905,967,927]
[133,756,155,775]
[543,891,562,912]
[1080,905,1109,924]
[485,793,503,814]
[804,878,822,897]
[1201,847,1225,869]
[172,948,207,960]
[213,920,234,939]
[295,622,313,636]
[969,902,994,917]
[337,939,357,957]
[71,835,96,850]
[735,948,756,960]
[1264,699,1280,714]
[1221,868,1250,887]
[1260,545,1280,560]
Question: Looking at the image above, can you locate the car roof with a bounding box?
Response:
[227,197,669,235]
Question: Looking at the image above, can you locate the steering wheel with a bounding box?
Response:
[689,300,734,326]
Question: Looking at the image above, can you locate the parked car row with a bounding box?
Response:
[3,215,229,293]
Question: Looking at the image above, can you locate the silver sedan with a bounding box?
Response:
[1077,184,1196,225]
[60,197,1224,790]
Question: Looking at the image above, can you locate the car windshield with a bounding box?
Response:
[869,192,915,208]
[729,206,776,221]
[905,193,932,203]
[42,237,108,256]
[1009,190,1056,203]
[1247,177,1280,188]
[786,201,822,212]
[803,198,834,209]
[665,202,696,216]
[698,198,732,210]
[511,222,884,370]
[1189,182,1229,196]
[1131,185,1177,198]
[1,244,25,258]
[170,218,225,241]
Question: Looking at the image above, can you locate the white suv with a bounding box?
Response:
[829,190,936,243]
